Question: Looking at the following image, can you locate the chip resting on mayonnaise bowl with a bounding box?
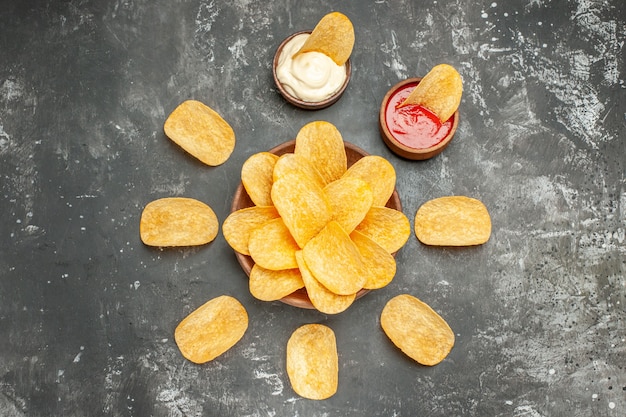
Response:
[273,12,354,108]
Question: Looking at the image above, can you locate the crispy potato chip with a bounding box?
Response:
[175,295,248,364]
[286,324,338,400]
[222,206,280,255]
[414,196,491,246]
[248,218,299,270]
[350,230,396,290]
[273,153,326,189]
[399,64,463,123]
[249,265,304,301]
[342,155,396,207]
[294,121,347,185]
[164,100,235,166]
[140,197,218,247]
[295,251,356,314]
[241,152,279,207]
[302,221,365,295]
[380,294,454,366]
[294,12,354,66]
[324,176,373,234]
[354,206,410,254]
[271,171,332,248]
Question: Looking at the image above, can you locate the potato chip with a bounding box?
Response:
[380,294,454,366]
[286,324,338,400]
[399,64,463,123]
[222,206,280,255]
[324,176,373,234]
[294,12,354,66]
[414,196,491,246]
[271,171,332,248]
[174,295,248,364]
[294,121,347,185]
[302,221,365,295]
[164,100,235,166]
[272,153,326,189]
[350,230,396,290]
[249,265,304,301]
[342,155,396,207]
[248,218,299,270]
[295,251,355,314]
[140,197,218,247]
[241,152,279,207]
[354,206,410,254]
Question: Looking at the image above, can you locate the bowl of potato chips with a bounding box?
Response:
[224,121,410,312]
[272,12,354,110]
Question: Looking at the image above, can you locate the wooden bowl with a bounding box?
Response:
[379,77,459,160]
[230,140,403,309]
[272,31,352,110]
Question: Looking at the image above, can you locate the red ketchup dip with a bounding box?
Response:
[384,82,454,150]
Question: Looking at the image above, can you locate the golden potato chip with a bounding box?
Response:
[241,152,279,207]
[302,221,365,295]
[380,294,454,366]
[400,64,463,123]
[175,295,248,364]
[342,155,396,207]
[271,171,332,248]
[354,206,410,254]
[295,251,355,314]
[414,196,491,246]
[248,218,299,270]
[222,206,280,255]
[249,265,304,301]
[294,121,347,185]
[324,176,373,234]
[272,153,326,189]
[286,324,338,400]
[164,100,235,166]
[350,230,396,290]
[294,12,354,66]
[140,197,218,247]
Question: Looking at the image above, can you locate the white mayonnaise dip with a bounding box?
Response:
[276,33,347,102]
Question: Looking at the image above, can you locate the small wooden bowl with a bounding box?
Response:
[272,31,352,110]
[379,77,459,160]
[230,140,403,309]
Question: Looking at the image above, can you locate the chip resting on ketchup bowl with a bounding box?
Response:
[273,12,354,109]
[379,65,462,160]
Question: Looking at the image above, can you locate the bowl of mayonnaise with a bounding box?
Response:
[273,31,352,110]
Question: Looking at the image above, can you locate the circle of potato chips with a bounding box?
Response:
[227,125,407,311]
[174,295,248,364]
[140,197,218,247]
[286,324,338,400]
[381,294,454,366]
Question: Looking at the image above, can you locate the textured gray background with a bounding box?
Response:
[1,0,624,416]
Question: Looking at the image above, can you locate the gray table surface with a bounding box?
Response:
[1,1,624,416]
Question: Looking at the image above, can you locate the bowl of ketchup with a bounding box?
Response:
[379,78,458,160]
